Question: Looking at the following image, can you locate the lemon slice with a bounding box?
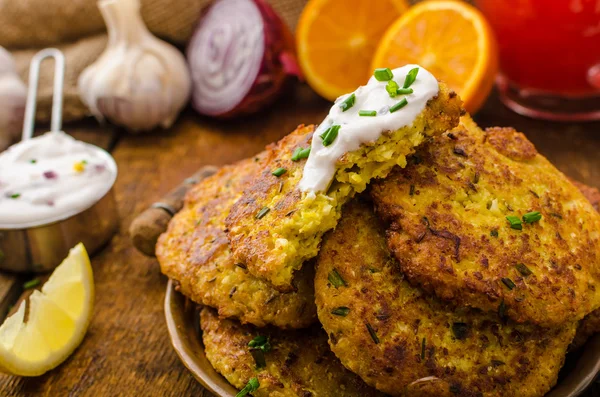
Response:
[0,243,94,376]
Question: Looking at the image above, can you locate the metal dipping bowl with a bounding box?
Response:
[0,49,119,273]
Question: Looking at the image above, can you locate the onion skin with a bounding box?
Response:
[187,0,301,119]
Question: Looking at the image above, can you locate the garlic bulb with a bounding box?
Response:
[78,0,192,132]
[0,47,26,151]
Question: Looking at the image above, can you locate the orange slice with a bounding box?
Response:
[297,0,409,101]
[372,0,498,114]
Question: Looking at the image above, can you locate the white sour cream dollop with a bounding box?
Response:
[299,64,439,193]
[0,131,117,229]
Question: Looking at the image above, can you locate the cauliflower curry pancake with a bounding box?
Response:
[226,79,462,291]
[156,157,316,329]
[200,307,384,397]
[371,116,600,326]
[315,200,576,397]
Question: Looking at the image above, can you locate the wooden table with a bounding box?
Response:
[0,82,599,396]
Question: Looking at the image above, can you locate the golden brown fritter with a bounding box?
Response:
[200,307,384,397]
[225,84,463,291]
[156,157,316,329]
[571,181,600,349]
[315,199,576,397]
[371,116,600,326]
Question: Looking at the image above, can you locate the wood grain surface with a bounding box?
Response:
[0,83,599,396]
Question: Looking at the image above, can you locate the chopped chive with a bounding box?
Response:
[498,300,508,321]
[236,377,259,397]
[501,277,516,290]
[320,125,340,147]
[403,67,419,88]
[490,229,498,237]
[249,348,266,369]
[331,307,350,316]
[9,193,20,199]
[256,207,270,219]
[291,147,310,161]
[386,80,399,97]
[30,159,37,164]
[491,359,505,367]
[421,337,426,359]
[506,216,522,230]
[339,93,356,112]
[373,67,393,81]
[272,167,287,177]
[396,88,414,95]
[452,322,469,340]
[328,269,346,288]
[409,185,415,196]
[515,263,532,276]
[82,160,88,164]
[248,335,270,350]
[365,322,380,344]
[389,98,408,113]
[523,211,542,224]
[358,110,377,117]
[23,278,41,290]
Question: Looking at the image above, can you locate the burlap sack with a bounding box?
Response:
[5,0,307,123]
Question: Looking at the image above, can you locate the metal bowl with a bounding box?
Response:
[0,187,119,273]
[164,280,600,397]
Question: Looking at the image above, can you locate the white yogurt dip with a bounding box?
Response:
[299,64,439,193]
[0,131,117,229]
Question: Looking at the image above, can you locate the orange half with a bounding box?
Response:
[372,0,498,114]
[297,0,409,101]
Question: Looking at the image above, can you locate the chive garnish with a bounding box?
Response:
[386,80,399,97]
[339,93,356,112]
[9,193,20,199]
[491,359,505,367]
[291,147,310,161]
[515,263,532,276]
[256,207,270,219]
[272,167,287,177]
[359,110,377,117]
[501,277,516,290]
[421,337,426,359]
[373,67,393,81]
[320,125,340,147]
[506,215,522,230]
[409,185,415,196]
[396,88,414,95]
[248,335,271,351]
[328,269,346,288]
[498,300,508,321]
[236,377,259,397]
[389,98,408,113]
[523,211,542,224]
[30,159,37,164]
[82,160,88,164]
[365,322,379,344]
[403,67,419,88]
[23,278,41,290]
[331,307,350,316]
[490,229,498,237]
[452,322,469,340]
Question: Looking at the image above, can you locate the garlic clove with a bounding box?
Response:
[78,0,191,132]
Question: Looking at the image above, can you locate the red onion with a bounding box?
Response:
[187,0,301,118]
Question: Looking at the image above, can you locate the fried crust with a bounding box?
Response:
[315,199,576,397]
[371,116,600,326]
[226,84,463,291]
[200,307,384,397]
[156,156,316,328]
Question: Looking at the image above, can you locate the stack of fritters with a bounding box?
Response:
[156,84,600,396]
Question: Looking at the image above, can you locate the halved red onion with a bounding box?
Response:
[187,0,301,118]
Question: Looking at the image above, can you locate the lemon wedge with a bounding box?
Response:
[0,243,94,376]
